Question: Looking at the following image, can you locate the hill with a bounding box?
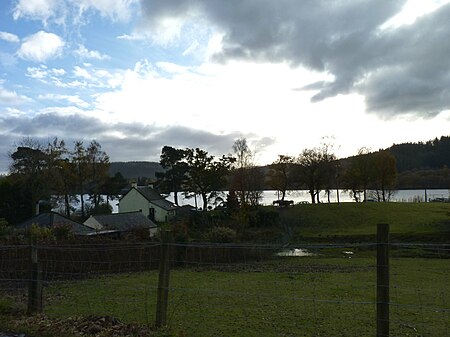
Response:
[108,136,449,188]
[109,161,163,180]
[388,136,450,172]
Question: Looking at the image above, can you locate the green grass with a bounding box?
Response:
[40,255,449,337]
[278,202,450,241]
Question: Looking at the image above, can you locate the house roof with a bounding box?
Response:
[86,211,157,231]
[122,186,178,211]
[17,212,94,235]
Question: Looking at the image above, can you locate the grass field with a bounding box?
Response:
[33,253,448,337]
[278,202,450,241]
[1,202,449,336]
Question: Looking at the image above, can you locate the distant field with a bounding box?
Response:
[277,202,450,241]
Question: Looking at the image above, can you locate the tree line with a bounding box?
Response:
[389,136,450,172]
[156,139,398,209]
[2,134,446,225]
[0,138,126,224]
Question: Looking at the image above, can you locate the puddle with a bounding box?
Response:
[277,248,315,257]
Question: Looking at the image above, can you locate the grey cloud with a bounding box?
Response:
[139,0,450,118]
[0,112,255,173]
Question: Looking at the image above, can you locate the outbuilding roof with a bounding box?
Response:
[86,211,157,231]
[17,212,94,235]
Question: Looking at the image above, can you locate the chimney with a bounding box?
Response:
[131,181,137,188]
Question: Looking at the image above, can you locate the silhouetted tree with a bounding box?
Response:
[103,172,127,207]
[343,147,372,202]
[268,155,295,202]
[157,146,189,205]
[230,138,263,207]
[296,144,336,204]
[72,141,89,216]
[9,139,49,216]
[86,140,110,208]
[185,148,235,210]
[371,150,397,202]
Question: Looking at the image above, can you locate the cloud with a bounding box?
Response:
[73,66,92,80]
[137,0,450,118]
[75,45,110,60]
[76,0,138,22]
[38,94,90,109]
[12,0,138,27]
[0,111,252,172]
[17,31,65,62]
[13,0,60,23]
[0,86,30,105]
[0,31,20,43]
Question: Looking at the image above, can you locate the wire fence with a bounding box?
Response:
[0,228,449,336]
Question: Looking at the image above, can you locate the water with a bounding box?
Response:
[277,248,315,257]
[54,189,449,214]
[166,189,450,210]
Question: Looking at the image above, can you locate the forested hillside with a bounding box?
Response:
[109,161,163,180]
[108,136,449,189]
[388,136,450,172]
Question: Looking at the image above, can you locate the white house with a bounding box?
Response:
[118,184,178,223]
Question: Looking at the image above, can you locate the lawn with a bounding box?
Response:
[37,254,449,337]
[278,202,450,241]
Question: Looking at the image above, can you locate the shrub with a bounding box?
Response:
[52,223,74,241]
[30,223,54,242]
[248,208,280,228]
[204,226,237,243]
[0,218,13,240]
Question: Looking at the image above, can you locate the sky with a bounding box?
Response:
[1,0,450,174]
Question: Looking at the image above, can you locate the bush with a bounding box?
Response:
[204,226,237,243]
[30,223,54,242]
[0,218,13,240]
[52,223,74,241]
[248,208,280,228]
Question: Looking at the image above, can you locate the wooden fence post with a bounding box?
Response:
[27,237,43,314]
[377,223,389,337]
[155,230,171,327]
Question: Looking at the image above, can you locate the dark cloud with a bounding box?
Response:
[0,112,256,173]
[139,0,450,118]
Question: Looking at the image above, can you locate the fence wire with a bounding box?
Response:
[0,241,448,336]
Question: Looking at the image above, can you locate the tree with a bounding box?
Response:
[371,151,397,202]
[86,140,110,209]
[44,138,77,217]
[71,140,110,217]
[343,147,372,202]
[296,143,336,204]
[9,139,49,216]
[72,141,89,217]
[268,155,295,202]
[157,146,189,206]
[185,148,235,210]
[230,138,263,207]
[103,172,127,207]
[0,175,30,224]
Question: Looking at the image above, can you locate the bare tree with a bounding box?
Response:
[230,138,263,207]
